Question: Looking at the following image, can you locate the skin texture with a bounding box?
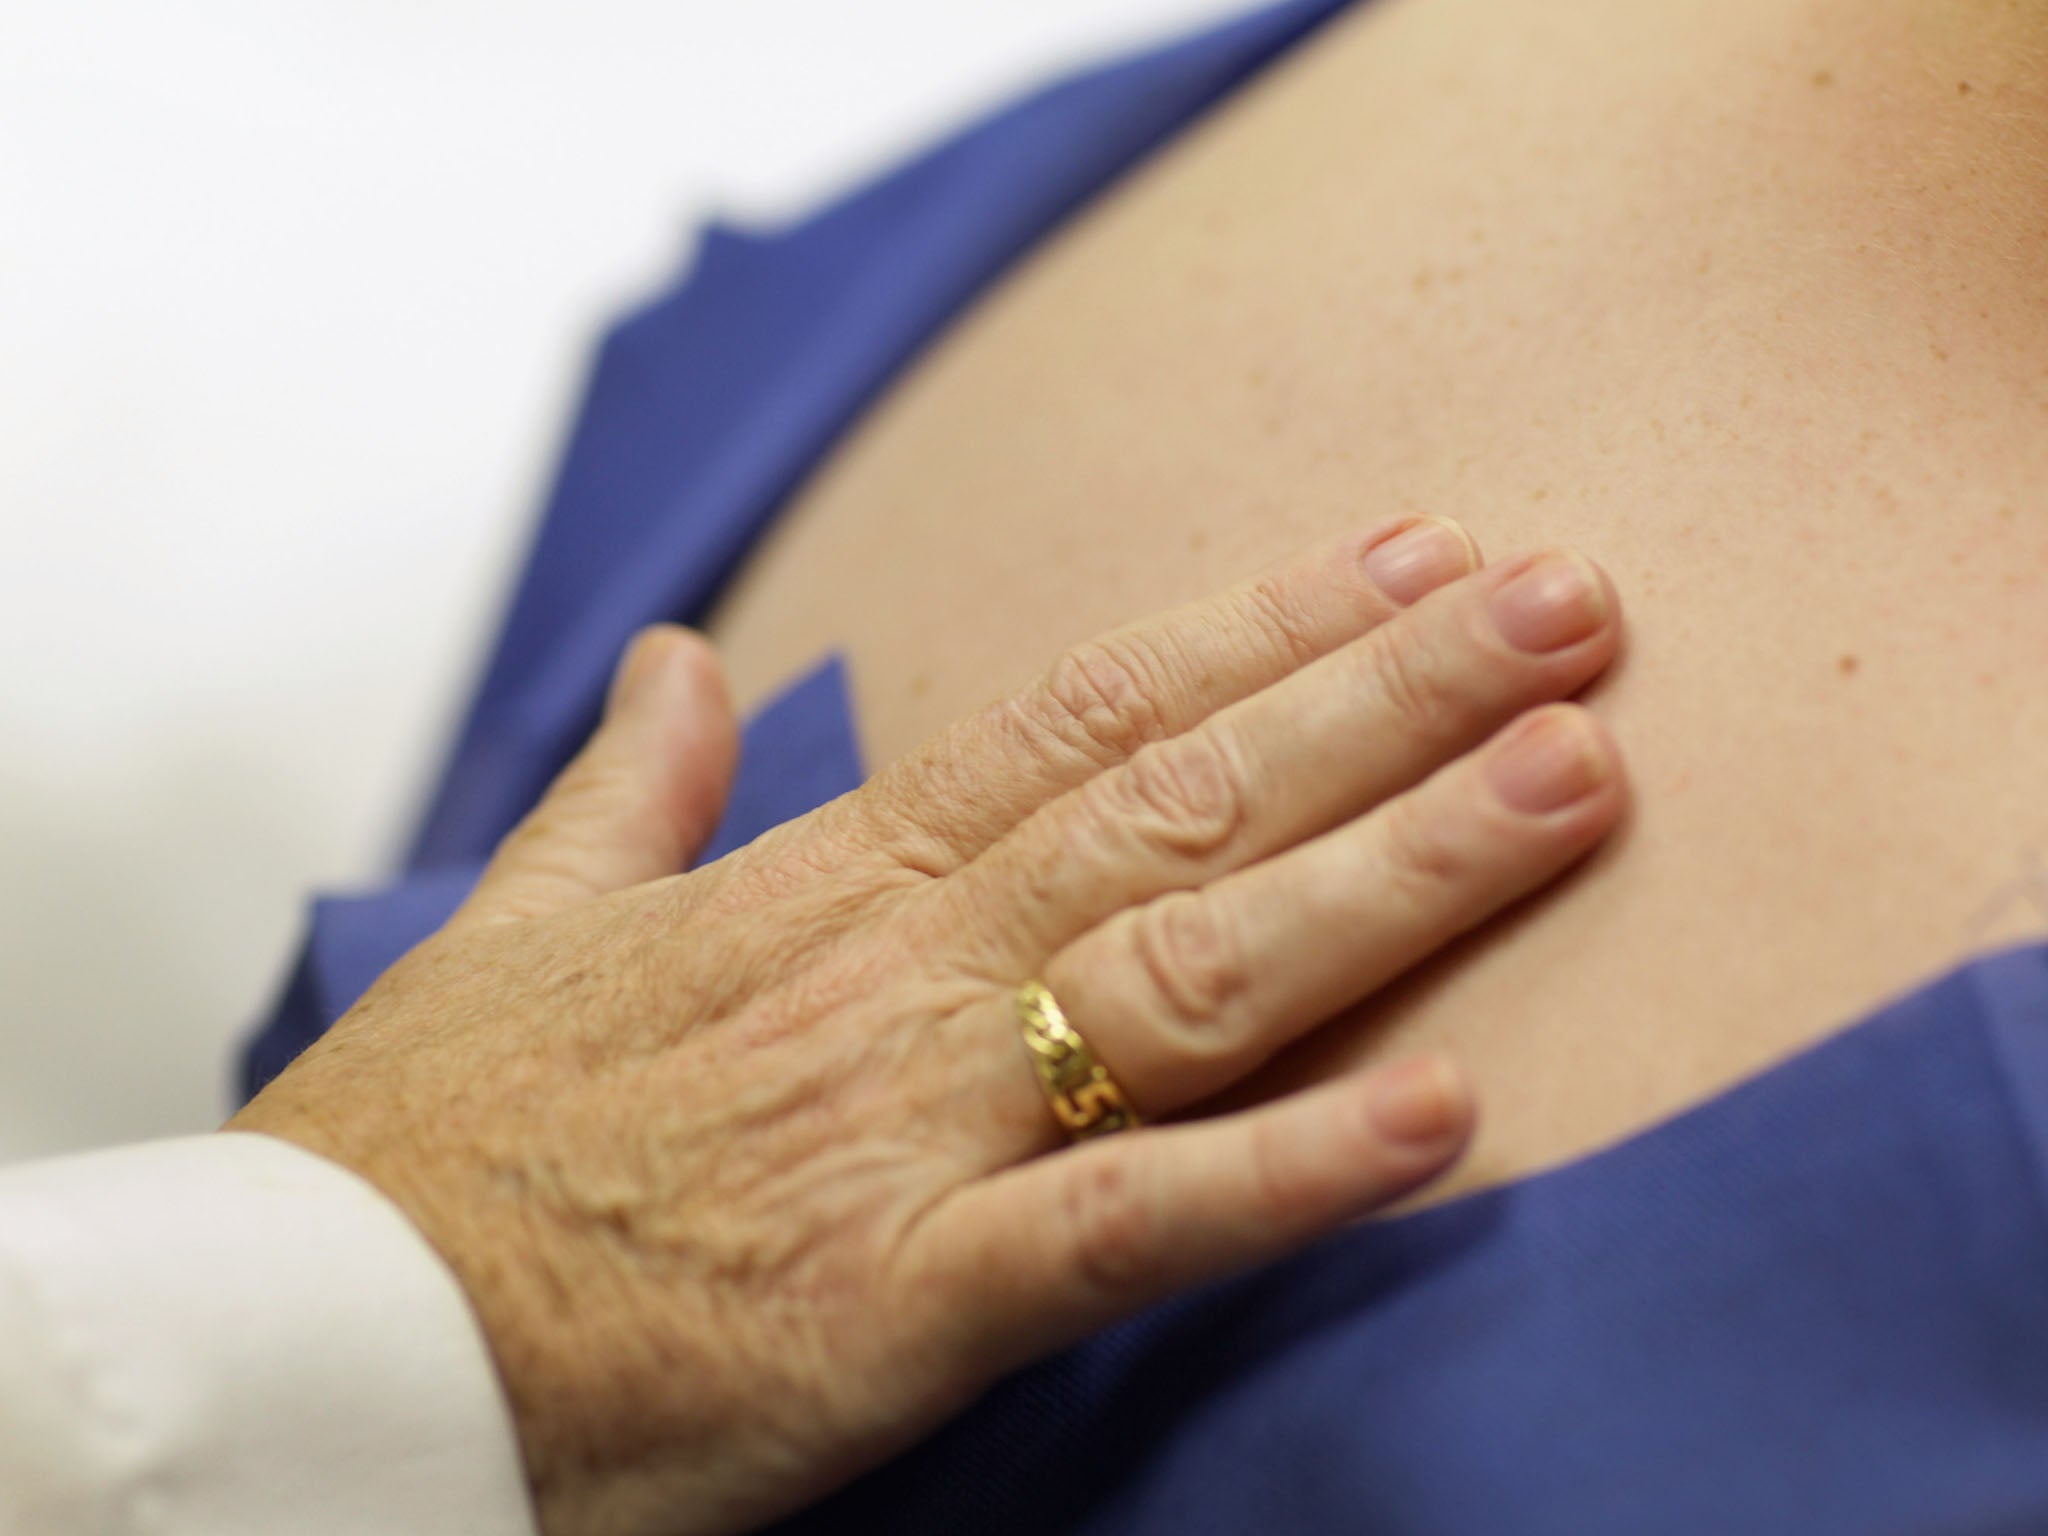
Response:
[706,0,2048,1201]
[230,527,1627,1536]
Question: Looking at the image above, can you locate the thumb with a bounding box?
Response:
[454,626,740,929]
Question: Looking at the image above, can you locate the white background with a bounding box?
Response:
[0,0,1247,1159]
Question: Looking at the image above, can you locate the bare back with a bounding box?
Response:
[708,0,2048,1200]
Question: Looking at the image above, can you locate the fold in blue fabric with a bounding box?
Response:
[241,0,2048,1528]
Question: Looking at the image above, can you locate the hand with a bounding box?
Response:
[228,517,1626,1536]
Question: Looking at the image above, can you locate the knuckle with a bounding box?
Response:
[1132,890,1250,1046]
[1358,622,1459,740]
[1036,638,1170,765]
[1239,567,1328,670]
[1246,1115,1328,1226]
[1114,733,1248,862]
[1064,1153,1166,1298]
[1377,793,1477,903]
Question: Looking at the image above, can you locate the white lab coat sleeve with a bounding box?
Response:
[0,1132,539,1536]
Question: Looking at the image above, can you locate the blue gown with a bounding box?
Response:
[241,2,2048,1529]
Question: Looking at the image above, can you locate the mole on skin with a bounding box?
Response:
[1837,653,1861,677]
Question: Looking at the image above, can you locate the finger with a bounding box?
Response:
[898,1054,1472,1380]
[914,701,1622,1161]
[452,626,739,930]
[855,518,1480,874]
[1039,703,1622,1114]
[933,547,1618,973]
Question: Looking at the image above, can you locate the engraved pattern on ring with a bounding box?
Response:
[1014,980,1143,1140]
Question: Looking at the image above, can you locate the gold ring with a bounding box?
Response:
[1014,979,1143,1141]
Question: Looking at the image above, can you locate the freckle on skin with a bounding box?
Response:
[1998,504,2017,522]
[909,673,933,699]
[1959,81,1973,95]
[1188,528,1209,552]
[1837,654,1860,677]
[1813,69,1834,88]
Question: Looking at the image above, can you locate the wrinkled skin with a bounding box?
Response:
[230,517,1627,1536]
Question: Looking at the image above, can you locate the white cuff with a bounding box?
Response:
[0,1133,538,1536]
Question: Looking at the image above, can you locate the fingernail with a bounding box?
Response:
[1362,518,1475,605]
[1487,550,1607,652]
[1486,708,1608,813]
[1365,1056,1468,1146]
